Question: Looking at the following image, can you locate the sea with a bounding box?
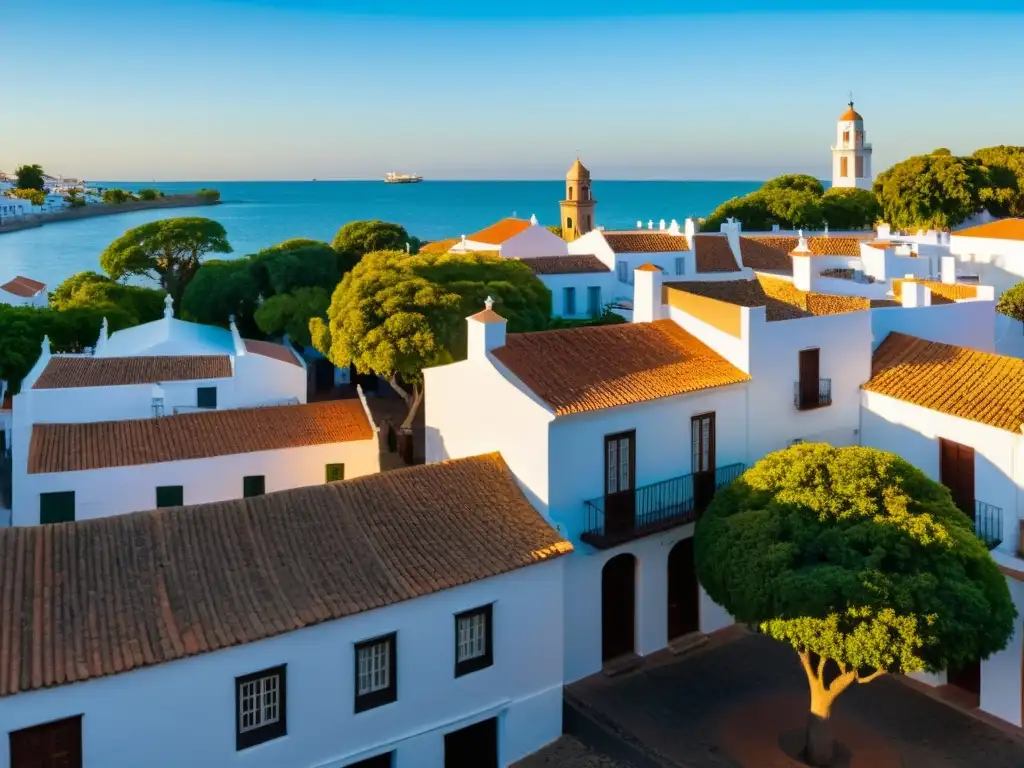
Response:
[0,180,761,289]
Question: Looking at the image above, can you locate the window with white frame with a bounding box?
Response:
[355,633,397,712]
[235,665,286,750]
[455,604,493,677]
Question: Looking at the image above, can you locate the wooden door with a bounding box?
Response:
[601,554,636,662]
[798,348,820,408]
[9,716,82,768]
[940,438,975,519]
[667,538,700,640]
[604,431,635,536]
[691,414,716,513]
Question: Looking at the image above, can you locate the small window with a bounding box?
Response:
[236,665,286,750]
[455,604,493,677]
[568,187,573,200]
[326,463,345,483]
[197,386,217,409]
[156,485,183,508]
[842,130,850,144]
[355,633,397,713]
[583,186,590,201]
[855,155,865,178]
[675,257,686,276]
[616,261,628,283]
[585,214,591,230]
[840,157,849,178]
[243,475,265,498]
[563,287,576,315]
[40,491,75,524]
[587,286,601,317]
[566,216,574,231]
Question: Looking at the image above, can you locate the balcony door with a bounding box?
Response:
[798,348,820,409]
[940,438,975,519]
[604,431,635,536]
[692,414,716,513]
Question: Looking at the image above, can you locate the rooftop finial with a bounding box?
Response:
[484,296,494,311]
[848,89,854,108]
[530,213,538,226]
[163,293,174,319]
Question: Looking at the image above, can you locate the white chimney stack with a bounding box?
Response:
[163,294,174,319]
[632,264,664,323]
[684,217,696,248]
[658,218,666,231]
[901,281,930,308]
[467,296,507,360]
[940,256,957,285]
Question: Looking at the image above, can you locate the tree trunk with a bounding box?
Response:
[400,386,423,431]
[805,679,834,766]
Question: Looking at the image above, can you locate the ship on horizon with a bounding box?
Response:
[384,172,423,184]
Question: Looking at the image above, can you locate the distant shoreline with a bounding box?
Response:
[0,195,219,235]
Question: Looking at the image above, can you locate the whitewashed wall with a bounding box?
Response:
[666,303,755,372]
[870,300,996,352]
[0,560,566,768]
[537,272,614,318]
[13,438,380,525]
[949,235,1024,297]
[500,226,568,258]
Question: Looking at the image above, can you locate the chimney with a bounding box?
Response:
[658,218,666,231]
[467,296,507,360]
[163,293,174,319]
[684,217,697,248]
[229,315,246,356]
[633,264,664,323]
[792,256,813,292]
[720,217,742,261]
[901,281,930,308]
[876,223,891,239]
[96,316,109,351]
[940,256,956,284]
[530,213,538,226]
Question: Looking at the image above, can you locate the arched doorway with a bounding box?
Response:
[667,538,699,641]
[602,553,636,662]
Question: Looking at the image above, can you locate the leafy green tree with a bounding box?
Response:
[701,174,839,232]
[14,164,45,191]
[137,188,164,201]
[331,220,420,265]
[873,153,1004,230]
[973,146,1024,217]
[250,239,341,297]
[255,287,330,347]
[196,188,220,203]
[8,188,45,207]
[996,281,1024,326]
[313,249,460,428]
[100,217,232,307]
[180,259,260,335]
[64,189,86,208]
[761,174,825,196]
[547,224,563,237]
[695,444,1015,766]
[102,188,135,204]
[820,187,881,230]
[50,271,164,327]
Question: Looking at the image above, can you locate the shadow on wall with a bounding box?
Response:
[996,315,1024,359]
[424,426,448,464]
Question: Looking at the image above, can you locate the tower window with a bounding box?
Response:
[855,156,864,178]
[843,130,850,145]
[583,187,589,201]
[585,215,591,231]
[566,217,574,231]
[840,157,849,178]
[568,187,573,200]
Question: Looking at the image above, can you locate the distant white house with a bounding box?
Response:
[948,219,1024,297]
[448,215,568,258]
[0,455,572,768]
[0,197,32,221]
[0,276,47,308]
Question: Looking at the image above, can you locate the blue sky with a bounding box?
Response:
[5,1,1022,180]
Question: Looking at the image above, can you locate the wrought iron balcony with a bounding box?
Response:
[581,463,745,548]
[973,500,1002,550]
[794,379,832,411]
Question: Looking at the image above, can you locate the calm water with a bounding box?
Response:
[0,180,760,288]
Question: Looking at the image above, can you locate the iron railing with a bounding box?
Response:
[973,500,1002,550]
[582,462,745,547]
[794,378,832,410]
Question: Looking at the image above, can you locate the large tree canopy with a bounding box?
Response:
[14,164,45,191]
[180,259,261,336]
[972,145,1024,217]
[701,174,876,233]
[50,271,164,328]
[100,217,232,307]
[695,443,1015,766]
[255,287,330,347]
[331,220,420,265]
[250,239,341,297]
[996,281,1024,325]
[313,249,551,427]
[873,151,1013,231]
[0,305,108,393]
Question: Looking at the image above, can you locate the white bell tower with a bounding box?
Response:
[831,98,872,190]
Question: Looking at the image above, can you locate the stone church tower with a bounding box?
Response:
[559,158,597,242]
[831,100,873,191]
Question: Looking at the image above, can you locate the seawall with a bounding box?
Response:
[0,195,219,234]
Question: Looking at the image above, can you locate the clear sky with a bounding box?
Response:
[5,0,1023,180]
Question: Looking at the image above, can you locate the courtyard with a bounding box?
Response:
[562,628,1024,768]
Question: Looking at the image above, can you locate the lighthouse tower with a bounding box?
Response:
[831,100,873,191]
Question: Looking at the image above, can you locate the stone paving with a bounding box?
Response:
[567,628,1024,768]
[515,736,633,767]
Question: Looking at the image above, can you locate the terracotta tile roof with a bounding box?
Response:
[492,319,749,415]
[0,276,46,298]
[601,232,690,254]
[955,218,1024,241]
[469,307,505,323]
[466,217,532,245]
[0,454,571,696]
[29,399,374,474]
[33,355,232,389]
[743,235,865,258]
[865,241,893,250]
[891,279,979,305]
[865,333,1024,433]
[418,237,460,254]
[244,338,301,366]
[693,235,740,273]
[738,237,792,271]
[669,274,872,322]
[520,254,610,275]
